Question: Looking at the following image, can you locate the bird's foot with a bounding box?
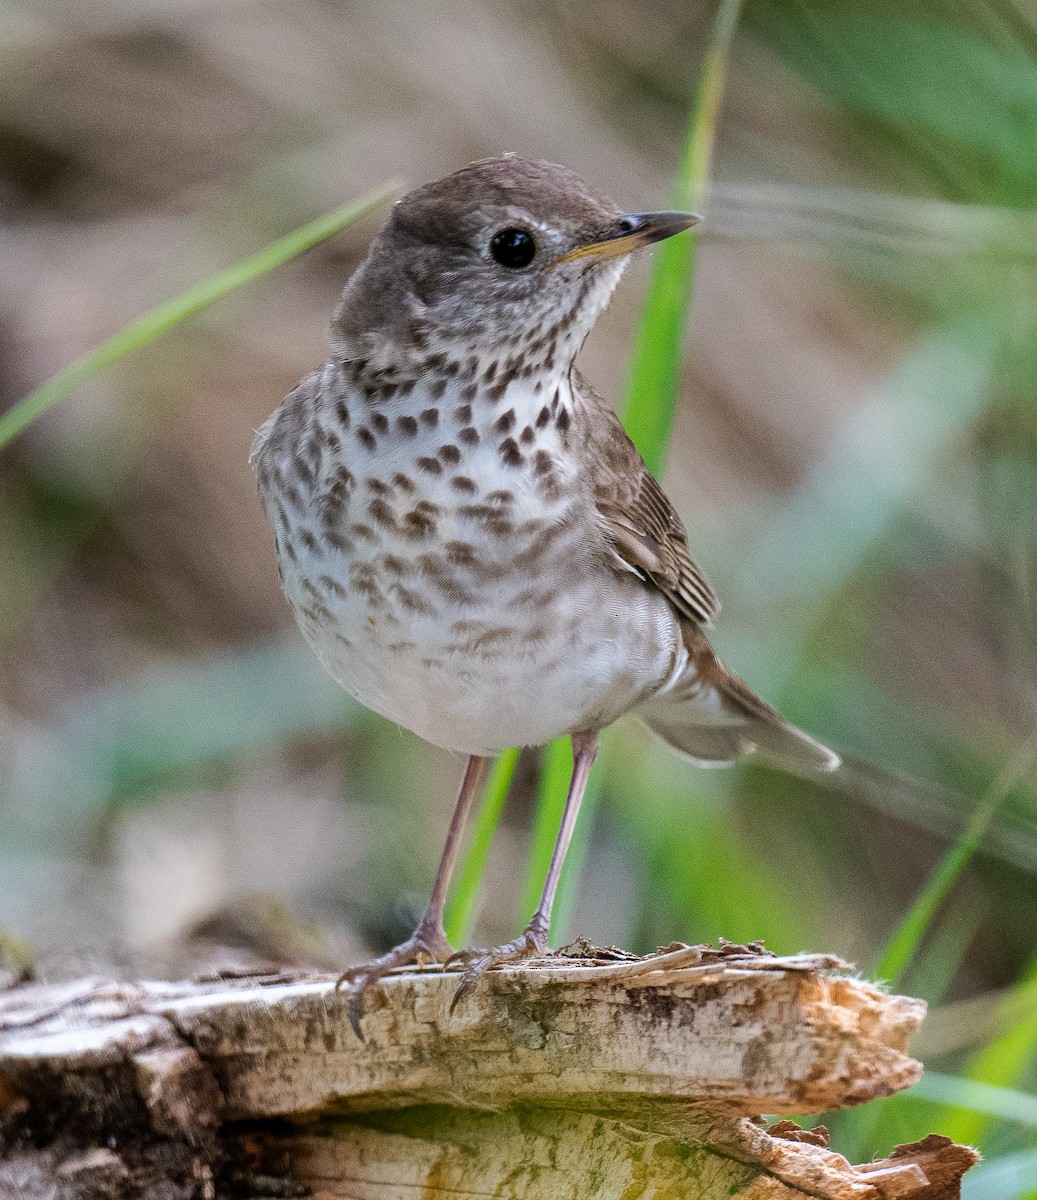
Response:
[445,919,550,1014]
[336,922,452,1039]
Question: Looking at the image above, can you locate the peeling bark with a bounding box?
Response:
[0,945,977,1198]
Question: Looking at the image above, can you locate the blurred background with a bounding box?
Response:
[1,0,1036,1181]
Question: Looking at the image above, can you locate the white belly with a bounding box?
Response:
[294,562,681,754]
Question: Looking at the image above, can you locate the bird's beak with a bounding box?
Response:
[555,210,701,265]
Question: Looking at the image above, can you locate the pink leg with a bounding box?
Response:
[339,754,490,1037]
[524,730,600,948]
[449,731,600,1010]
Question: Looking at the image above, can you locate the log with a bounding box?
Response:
[0,942,978,1199]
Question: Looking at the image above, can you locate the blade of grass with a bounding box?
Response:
[443,747,520,946]
[621,0,742,471]
[875,726,1037,986]
[909,1072,1037,1130]
[0,180,400,449]
[518,0,744,939]
[941,964,1037,1147]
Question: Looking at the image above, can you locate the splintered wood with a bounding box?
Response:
[0,944,978,1199]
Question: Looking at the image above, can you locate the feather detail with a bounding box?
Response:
[573,369,721,628]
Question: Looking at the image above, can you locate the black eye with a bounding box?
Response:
[490,227,536,269]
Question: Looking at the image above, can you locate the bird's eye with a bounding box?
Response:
[490,228,536,269]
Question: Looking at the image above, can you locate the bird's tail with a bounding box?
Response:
[638,631,840,774]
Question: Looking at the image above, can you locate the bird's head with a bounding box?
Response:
[332,155,699,372]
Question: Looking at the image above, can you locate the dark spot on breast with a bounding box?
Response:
[381,553,409,577]
[494,410,516,434]
[393,585,437,615]
[333,465,355,491]
[445,360,460,377]
[402,509,436,539]
[487,490,514,506]
[356,427,377,452]
[283,483,304,514]
[300,529,318,553]
[485,381,508,404]
[557,408,571,433]
[535,406,551,428]
[365,477,391,496]
[335,400,350,428]
[458,426,479,447]
[323,531,353,554]
[397,415,418,437]
[451,476,477,494]
[429,378,447,400]
[349,562,384,605]
[533,450,553,475]
[300,599,333,623]
[318,574,348,599]
[438,444,461,465]
[415,456,442,476]
[323,429,342,453]
[420,408,440,428]
[295,458,315,489]
[370,411,390,435]
[398,378,416,398]
[459,503,495,522]
[483,360,498,383]
[368,498,397,529]
[392,472,416,492]
[460,382,478,404]
[520,425,535,445]
[349,523,377,543]
[499,438,523,468]
[444,540,476,566]
[426,352,447,371]
[454,403,472,423]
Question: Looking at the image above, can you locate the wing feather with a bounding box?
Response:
[574,370,721,628]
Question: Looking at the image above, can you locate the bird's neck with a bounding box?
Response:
[333,336,578,433]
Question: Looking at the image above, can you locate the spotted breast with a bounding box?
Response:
[252,353,686,756]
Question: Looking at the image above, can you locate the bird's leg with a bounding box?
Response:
[338,753,490,1037]
[448,731,600,1011]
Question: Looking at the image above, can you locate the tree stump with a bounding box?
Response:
[0,943,978,1198]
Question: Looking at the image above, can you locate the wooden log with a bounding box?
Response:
[0,943,978,1199]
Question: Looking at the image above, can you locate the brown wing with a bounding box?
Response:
[574,370,721,628]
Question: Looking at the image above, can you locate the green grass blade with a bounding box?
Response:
[875,727,1037,986]
[941,965,1037,1147]
[0,180,400,449]
[518,0,744,937]
[909,1072,1037,1130]
[621,0,743,472]
[443,747,520,946]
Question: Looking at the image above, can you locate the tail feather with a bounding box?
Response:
[640,629,840,774]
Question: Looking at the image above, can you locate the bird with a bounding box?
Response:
[251,154,839,1035]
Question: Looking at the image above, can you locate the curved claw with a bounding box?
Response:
[336,925,452,1040]
[447,927,548,1015]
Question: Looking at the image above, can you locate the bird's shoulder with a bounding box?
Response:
[572,369,721,628]
[250,367,328,479]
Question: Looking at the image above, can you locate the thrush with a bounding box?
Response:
[252,155,839,1035]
